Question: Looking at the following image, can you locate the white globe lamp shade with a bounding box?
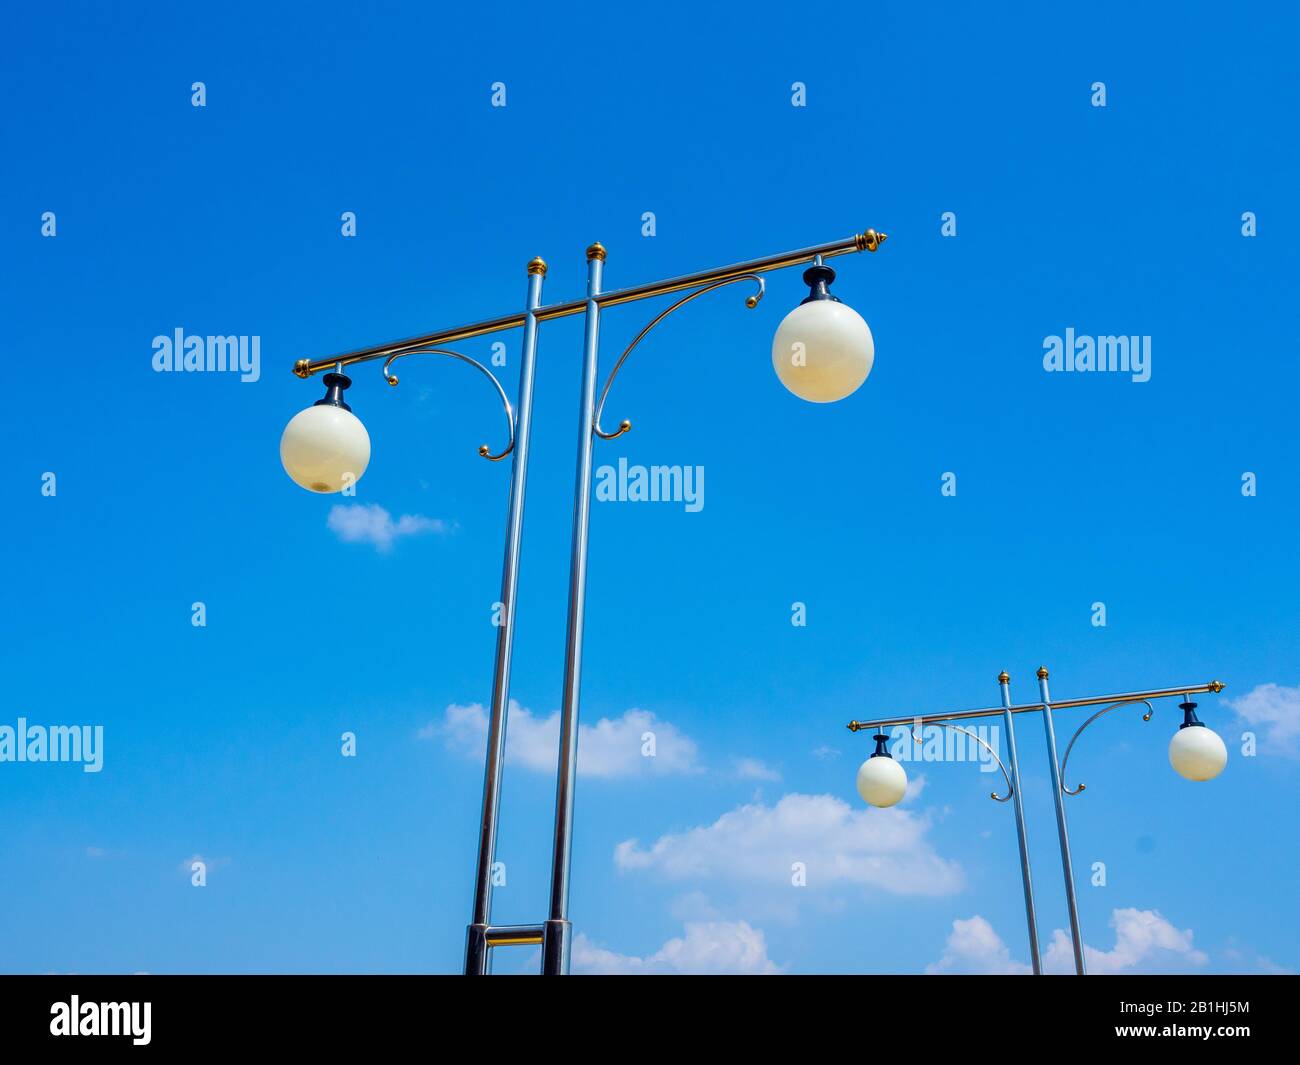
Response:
[771,266,874,403]
[856,737,908,808]
[1169,720,1227,782]
[280,373,371,494]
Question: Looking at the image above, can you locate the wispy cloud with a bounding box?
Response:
[1227,682,1300,758]
[573,921,782,975]
[178,853,230,878]
[1220,938,1292,974]
[327,503,449,553]
[422,701,701,778]
[615,792,963,897]
[732,757,781,782]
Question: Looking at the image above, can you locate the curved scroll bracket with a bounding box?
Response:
[909,722,1015,803]
[380,348,516,462]
[1059,699,1156,797]
[593,274,766,441]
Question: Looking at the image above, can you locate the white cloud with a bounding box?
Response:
[327,503,448,552]
[573,921,781,975]
[732,757,781,782]
[614,793,963,897]
[1043,908,1208,974]
[423,701,700,778]
[928,908,1208,976]
[178,853,229,878]
[1227,682,1300,757]
[926,916,1031,975]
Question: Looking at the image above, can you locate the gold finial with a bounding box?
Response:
[998,671,1010,684]
[527,257,547,276]
[857,229,888,253]
[1036,666,1049,680]
[1209,680,1226,693]
[586,242,607,262]
[293,359,312,378]
[847,721,861,732]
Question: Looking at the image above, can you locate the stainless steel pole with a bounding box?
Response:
[464,259,547,976]
[541,243,606,976]
[1038,666,1086,975]
[999,671,1041,975]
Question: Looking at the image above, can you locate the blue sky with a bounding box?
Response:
[2,1,1297,974]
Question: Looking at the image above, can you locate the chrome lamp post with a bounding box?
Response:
[847,669,1228,974]
[279,228,889,974]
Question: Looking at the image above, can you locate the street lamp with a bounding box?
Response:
[1168,697,1228,781]
[280,372,371,493]
[855,731,908,808]
[847,670,1227,975]
[771,264,875,402]
[282,228,889,975]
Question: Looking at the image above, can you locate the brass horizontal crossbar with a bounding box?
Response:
[847,680,1226,733]
[292,229,886,378]
[484,925,545,948]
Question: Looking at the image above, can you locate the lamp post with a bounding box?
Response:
[281,228,889,974]
[847,670,1228,975]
